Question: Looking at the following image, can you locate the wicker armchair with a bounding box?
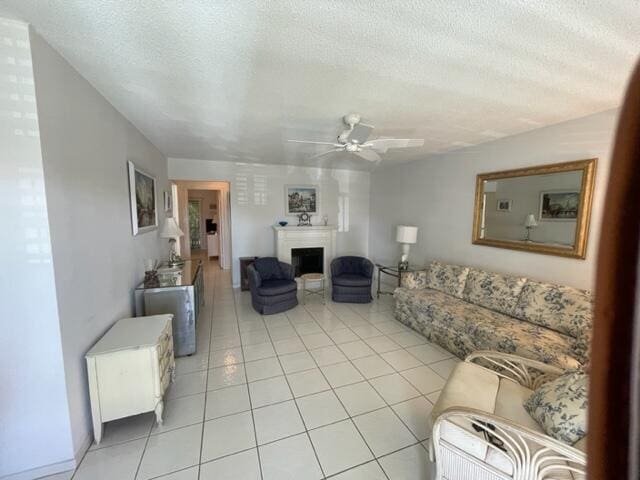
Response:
[430,351,586,480]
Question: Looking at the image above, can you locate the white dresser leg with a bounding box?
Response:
[155,401,164,425]
[93,419,103,445]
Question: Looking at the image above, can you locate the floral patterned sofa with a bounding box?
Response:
[394,261,592,369]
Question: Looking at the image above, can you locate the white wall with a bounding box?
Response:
[30,29,169,461]
[169,159,371,286]
[0,20,75,478]
[369,109,618,290]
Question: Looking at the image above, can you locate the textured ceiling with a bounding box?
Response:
[2,1,639,171]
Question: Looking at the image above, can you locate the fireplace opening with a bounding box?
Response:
[291,247,323,277]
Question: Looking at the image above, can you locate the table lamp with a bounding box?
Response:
[396,225,418,270]
[524,214,538,242]
[160,217,185,266]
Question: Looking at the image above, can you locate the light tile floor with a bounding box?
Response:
[47,260,460,479]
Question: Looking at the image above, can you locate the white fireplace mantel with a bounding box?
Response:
[273,225,337,277]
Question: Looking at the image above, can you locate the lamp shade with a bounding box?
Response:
[396,225,418,244]
[524,214,538,227]
[160,217,184,238]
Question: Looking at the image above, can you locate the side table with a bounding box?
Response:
[375,263,426,298]
[301,273,325,304]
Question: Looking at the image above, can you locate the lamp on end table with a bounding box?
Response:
[396,225,418,270]
[160,217,185,266]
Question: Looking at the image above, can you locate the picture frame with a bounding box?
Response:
[539,190,580,221]
[285,184,319,216]
[496,199,512,212]
[127,161,158,235]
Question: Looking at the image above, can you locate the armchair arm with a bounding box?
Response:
[361,258,374,279]
[465,351,564,390]
[247,265,262,290]
[279,262,295,280]
[432,407,586,479]
[330,258,343,277]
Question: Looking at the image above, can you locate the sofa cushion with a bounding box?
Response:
[257,279,297,296]
[254,257,284,280]
[400,270,428,289]
[462,268,527,316]
[431,362,499,422]
[513,280,592,339]
[394,287,581,370]
[332,273,371,287]
[524,370,589,445]
[479,313,580,371]
[426,261,470,298]
[494,378,541,432]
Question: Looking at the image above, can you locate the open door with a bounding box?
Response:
[589,61,640,479]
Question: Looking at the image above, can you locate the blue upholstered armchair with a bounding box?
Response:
[247,257,298,314]
[330,256,374,303]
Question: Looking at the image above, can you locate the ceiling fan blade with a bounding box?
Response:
[348,123,374,144]
[366,138,424,153]
[354,149,382,162]
[288,139,342,146]
[309,148,344,160]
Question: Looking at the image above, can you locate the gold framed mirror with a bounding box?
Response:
[472,158,597,259]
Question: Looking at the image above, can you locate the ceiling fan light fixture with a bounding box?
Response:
[343,113,361,127]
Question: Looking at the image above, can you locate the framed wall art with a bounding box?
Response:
[128,161,158,235]
[285,184,319,215]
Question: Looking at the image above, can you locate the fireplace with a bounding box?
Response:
[291,247,323,277]
[273,225,337,281]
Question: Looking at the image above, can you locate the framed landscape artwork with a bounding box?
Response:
[539,190,579,221]
[285,185,319,215]
[128,161,158,235]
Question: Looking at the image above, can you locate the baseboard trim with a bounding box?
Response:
[1,458,75,480]
[73,430,92,466]
[1,430,91,479]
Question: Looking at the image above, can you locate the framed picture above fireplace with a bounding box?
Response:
[285,184,319,216]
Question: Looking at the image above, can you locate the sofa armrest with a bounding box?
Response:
[279,262,295,280]
[465,350,564,390]
[432,407,586,478]
[247,265,262,290]
[399,270,428,289]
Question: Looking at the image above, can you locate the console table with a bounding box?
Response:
[134,260,203,356]
[375,263,426,298]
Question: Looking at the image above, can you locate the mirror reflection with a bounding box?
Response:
[481,170,583,248]
[473,159,596,259]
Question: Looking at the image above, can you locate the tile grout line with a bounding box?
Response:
[233,288,266,480]
[262,302,328,480]
[195,264,218,480]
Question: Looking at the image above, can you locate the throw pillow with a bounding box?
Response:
[524,369,588,445]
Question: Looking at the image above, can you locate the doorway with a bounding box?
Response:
[172,181,232,270]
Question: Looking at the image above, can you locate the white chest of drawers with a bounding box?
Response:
[86,314,175,444]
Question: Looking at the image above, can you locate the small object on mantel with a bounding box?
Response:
[322,214,329,226]
[297,211,312,226]
[278,220,288,227]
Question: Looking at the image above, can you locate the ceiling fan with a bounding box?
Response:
[287,113,425,162]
